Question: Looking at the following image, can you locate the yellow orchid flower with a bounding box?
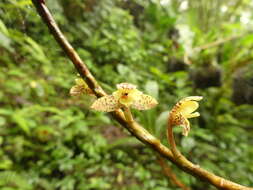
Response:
[70,78,94,96]
[90,82,158,112]
[168,96,203,136]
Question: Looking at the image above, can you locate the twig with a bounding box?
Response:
[31,1,253,189]
[193,34,247,52]
[123,106,134,123]
[184,32,252,64]
[157,155,190,190]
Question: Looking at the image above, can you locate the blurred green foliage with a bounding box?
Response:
[1,0,253,189]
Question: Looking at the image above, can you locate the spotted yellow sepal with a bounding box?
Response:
[70,78,94,96]
[169,96,202,136]
[90,82,158,112]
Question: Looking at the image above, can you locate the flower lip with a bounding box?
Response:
[113,88,140,107]
[179,101,199,117]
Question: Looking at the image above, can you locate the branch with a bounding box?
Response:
[184,32,253,64]
[167,119,253,190]
[157,155,190,190]
[31,0,105,98]
[193,34,248,52]
[31,1,253,189]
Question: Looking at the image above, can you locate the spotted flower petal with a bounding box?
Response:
[70,85,94,96]
[116,83,137,90]
[90,82,158,112]
[70,78,94,96]
[131,94,158,110]
[90,95,120,112]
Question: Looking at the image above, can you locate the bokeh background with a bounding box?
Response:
[1,0,253,189]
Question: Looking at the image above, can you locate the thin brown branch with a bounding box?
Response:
[157,155,190,190]
[31,1,253,190]
[184,32,253,64]
[167,118,253,190]
[193,32,253,52]
[31,0,105,98]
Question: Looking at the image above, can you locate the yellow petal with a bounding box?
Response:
[70,78,95,96]
[75,78,87,86]
[70,85,94,96]
[70,85,84,96]
[113,89,142,107]
[181,96,203,102]
[182,118,190,136]
[90,95,120,112]
[185,112,200,118]
[131,94,158,110]
[178,101,199,116]
[112,90,122,100]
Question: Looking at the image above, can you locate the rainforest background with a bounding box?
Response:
[1,0,253,189]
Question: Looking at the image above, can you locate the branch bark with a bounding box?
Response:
[157,155,190,190]
[31,1,253,189]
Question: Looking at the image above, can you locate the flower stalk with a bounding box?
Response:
[123,106,134,123]
[167,96,203,158]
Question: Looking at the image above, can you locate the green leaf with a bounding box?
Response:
[145,80,159,99]
[155,111,169,136]
[12,113,30,135]
[0,116,6,126]
[0,160,12,170]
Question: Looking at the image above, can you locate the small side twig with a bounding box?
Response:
[193,34,248,52]
[157,155,190,190]
[184,32,253,64]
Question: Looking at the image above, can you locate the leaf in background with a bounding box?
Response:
[155,110,169,136]
[23,37,49,64]
[0,160,13,170]
[0,19,9,35]
[241,34,253,46]
[0,109,13,116]
[145,80,159,99]
[181,136,196,152]
[0,171,32,190]
[12,113,30,135]
[117,64,130,75]
[0,32,13,52]
[0,116,6,127]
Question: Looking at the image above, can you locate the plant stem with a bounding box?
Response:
[157,155,190,190]
[123,106,134,123]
